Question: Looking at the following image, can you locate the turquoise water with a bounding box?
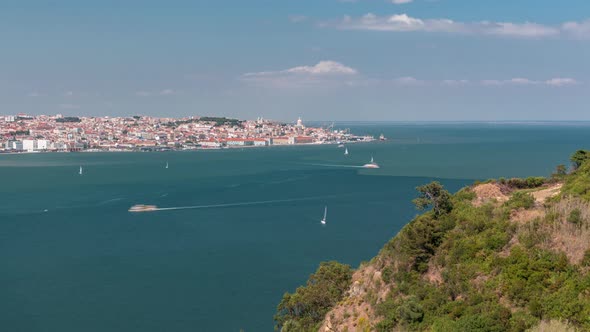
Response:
[1,123,590,331]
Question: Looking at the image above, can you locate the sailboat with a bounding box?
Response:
[165,161,169,169]
[321,206,327,225]
[344,148,349,156]
[363,156,380,169]
[79,166,83,175]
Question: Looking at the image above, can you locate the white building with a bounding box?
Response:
[22,139,37,152]
[37,140,49,150]
[200,139,222,148]
[11,141,23,150]
[252,139,269,146]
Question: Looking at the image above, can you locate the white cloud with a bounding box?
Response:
[392,76,424,85]
[64,91,74,97]
[243,61,357,78]
[481,22,559,38]
[324,14,589,39]
[442,79,470,86]
[561,19,590,39]
[241,63,580,89]
[479,78,579,86]
[509,78,539,85]
[284,61,358,75]
[545,78,579,87]
[392,0,413,4]
[241,61,359,88]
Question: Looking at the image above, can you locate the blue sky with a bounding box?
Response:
[1,0,589,121]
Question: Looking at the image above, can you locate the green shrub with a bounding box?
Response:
[456,314,506,332]
[274,261,353,331]
[570,149,590,170]
[581,249,590,267]
[381,266,393,283]
[506,192,536,210]
[509,311,539,332]
[507,177,546,189]
[568,209,582,226]
[562,158,590,200]
[397,297,424,324]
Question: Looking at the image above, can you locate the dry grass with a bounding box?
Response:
[528,319,578,332]
[319,263,387,332]
[541,197,590,264]
[510,208,545,224]
[424,260,444,285]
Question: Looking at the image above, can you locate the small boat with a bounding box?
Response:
[363,156,380,169]
[344,148,349,156]
[321,206,327,225]
[79,166,83,175]
[165,161,169,169]
[380,134,386,141]
[337,144,345,148]
[128,204,158,212]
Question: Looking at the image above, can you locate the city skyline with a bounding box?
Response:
[1,0,589,121]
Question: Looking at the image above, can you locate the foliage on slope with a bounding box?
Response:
[275,150,590,332]
[561,150,590,201]
[274,261,353,331]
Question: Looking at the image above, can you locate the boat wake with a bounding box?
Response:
[96,197,125,206]
[305,163,366,169]
[137,195,337,212]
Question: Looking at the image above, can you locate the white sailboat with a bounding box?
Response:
[79,166,83,175]
[344,148,349,156]
[363,156,380,169]
[321,206,327,225]
[165,161,169,169]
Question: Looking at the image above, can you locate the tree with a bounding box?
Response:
[552,164,568,180]
[570,150,590,170]
[274,261,352,331]
[412,181,453,218]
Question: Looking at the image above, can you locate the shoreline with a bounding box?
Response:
[0,139,381,154]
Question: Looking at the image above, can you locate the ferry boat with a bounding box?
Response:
[363,156,380,169]
[128,204,158,212]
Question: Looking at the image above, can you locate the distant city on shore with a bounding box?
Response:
[0,114,379,153]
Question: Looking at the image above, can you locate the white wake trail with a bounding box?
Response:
[305,163,365,169]
[148,195,335,212]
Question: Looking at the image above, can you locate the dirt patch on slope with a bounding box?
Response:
[320,264,388,332]
[473,183,509,206]
[531,183,562,204]
[510,208,545,223]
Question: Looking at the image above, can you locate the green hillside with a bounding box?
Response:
[275,150,590,332]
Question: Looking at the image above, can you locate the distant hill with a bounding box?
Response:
[275,150,590,332]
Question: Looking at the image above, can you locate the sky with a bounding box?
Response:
[1,0,589,121]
